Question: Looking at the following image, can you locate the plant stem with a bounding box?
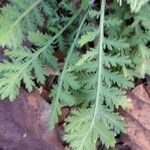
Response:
[79,0,106,149]
[49,9,89,129]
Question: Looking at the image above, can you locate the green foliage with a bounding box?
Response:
[0,0,82,100]
[49,11,89,129]
[64,0,150,149]
[126,0,149,12]
[0,0,44,48]
[64,1,133,149]
[117,0,149,12]
[0,0,150,149]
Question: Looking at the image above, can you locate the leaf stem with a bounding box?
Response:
[79,0,106,149]
[49,9,89,129]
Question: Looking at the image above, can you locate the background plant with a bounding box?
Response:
[0,0,150,149]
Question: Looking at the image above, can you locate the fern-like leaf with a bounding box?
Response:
[0,0,45,48]
[49,10,89,129]
[64,1,132,148]
[0,9,82,100]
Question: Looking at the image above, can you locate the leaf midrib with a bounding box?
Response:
[78,0,106,149]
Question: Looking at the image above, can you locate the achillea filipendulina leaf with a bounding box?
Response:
[0,0,43,48]
[0,8,82,100]
[49,9,89,129]
[0,0,150,149]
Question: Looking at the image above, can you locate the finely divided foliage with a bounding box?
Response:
[0,0,150,149]
[0,0,81,100]
[64,1,130,149]
[0,0,43,48]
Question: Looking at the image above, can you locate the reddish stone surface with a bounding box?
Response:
[0,90,64,150]
[120,84,150,150]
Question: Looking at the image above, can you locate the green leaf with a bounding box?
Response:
[104,38,129,51]
[126,0,149,12]
[81,0,89,9]
[78,29,98,47]
[49,10,89,129]
[0,0,43,48]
